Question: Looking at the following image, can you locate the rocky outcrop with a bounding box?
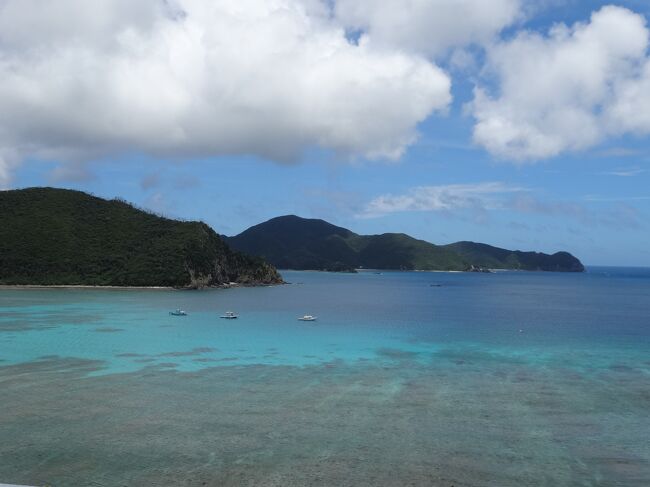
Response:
[468,265,493,273]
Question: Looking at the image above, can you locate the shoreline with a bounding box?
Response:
[0,284,176,290]
[281,267,585,274]
[0,281,285,291]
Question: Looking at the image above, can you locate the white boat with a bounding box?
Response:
[220,311,239,319]
[169,309,187,316]
[298,315,317,322]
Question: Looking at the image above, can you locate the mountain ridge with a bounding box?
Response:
[225,215,585,273]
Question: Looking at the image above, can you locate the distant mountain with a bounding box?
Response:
[0,188,282,288]
[444,241,585,272]
[225,215,585,273]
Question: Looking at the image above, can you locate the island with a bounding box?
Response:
[224,215,585,273]
[0,188,282,288]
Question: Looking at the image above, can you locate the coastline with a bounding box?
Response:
[0,284,176,290]
[284,268,470,274]
[283,267,582,274]
[0,281,285,291]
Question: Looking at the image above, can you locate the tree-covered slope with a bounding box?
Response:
[353,233,469,271]
[224,215,359,271]
[0,188,282,287]
[226,216,470,271]
[444,241,585,272]
[226,215,585,272]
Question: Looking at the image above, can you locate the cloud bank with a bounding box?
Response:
[471,5,650,161]
[0,0,452,187]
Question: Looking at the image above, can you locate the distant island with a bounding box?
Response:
[0,188,282,288]
[225,215,585,273]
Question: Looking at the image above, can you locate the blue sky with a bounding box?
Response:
[3,0,650,266]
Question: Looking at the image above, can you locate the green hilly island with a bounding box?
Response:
[225,215,585,273]
[0,188,282,288]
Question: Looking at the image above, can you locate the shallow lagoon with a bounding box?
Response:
[1,268,649,486]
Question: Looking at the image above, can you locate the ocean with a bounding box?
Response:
[1,267,649,486]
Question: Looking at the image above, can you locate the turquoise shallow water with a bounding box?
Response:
[1,268,649,373]
[1,267,649,486]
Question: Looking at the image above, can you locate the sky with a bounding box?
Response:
[2,0,649,266]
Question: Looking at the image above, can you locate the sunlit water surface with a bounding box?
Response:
[1,268,649,486]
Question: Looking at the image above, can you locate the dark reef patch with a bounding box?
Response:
[157,347,218,358]
[93,327,125,333]
[377,348,420,361]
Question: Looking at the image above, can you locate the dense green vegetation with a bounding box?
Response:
[0,188,282,287]
[225,215,358,271]
[226,215,585,272]
[226,216,470,271]
[354,233,469,271]
[444,241,585,272]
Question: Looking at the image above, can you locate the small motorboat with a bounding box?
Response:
[298,315,317,322]
[169,309,187,316]
[220,311,239,319]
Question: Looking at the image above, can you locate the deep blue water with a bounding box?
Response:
[1,267,649,486]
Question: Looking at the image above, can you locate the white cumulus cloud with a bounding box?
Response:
[0,0,452,187]
[471,5,650,161]
[335,0,521,57]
